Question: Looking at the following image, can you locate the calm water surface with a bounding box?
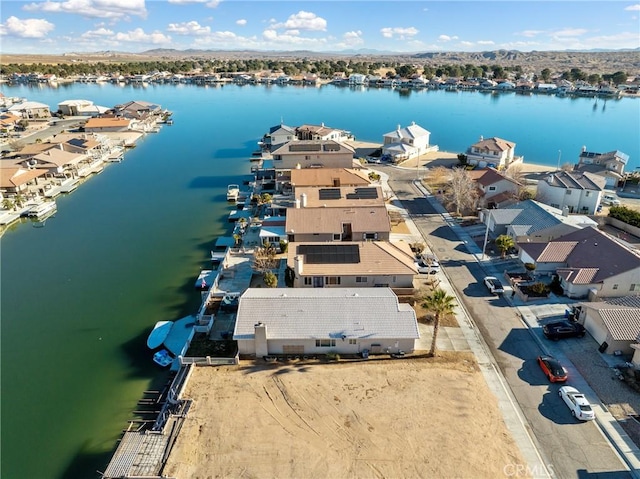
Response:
[1,83,638,479]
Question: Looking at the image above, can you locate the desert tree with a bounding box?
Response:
[495,234,515,258]
[444,167,478,216]
[252,243,278,273]
[421,288,456,357]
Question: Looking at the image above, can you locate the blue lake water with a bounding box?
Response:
[1,82,639,479]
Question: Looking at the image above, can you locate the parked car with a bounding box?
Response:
[602,194,621,206]
[537,355,568,382]
[415,259,440,274]
[483,276,504,294]
[542,320,586,340]
[558,386,595,421]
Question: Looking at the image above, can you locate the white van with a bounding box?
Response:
[602,194,621,206]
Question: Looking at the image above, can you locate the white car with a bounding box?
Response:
[602,194,621,206]
[483,276,504,294]
[415,259,440,274]
[558,386,595,421]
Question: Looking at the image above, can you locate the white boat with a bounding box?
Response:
[153,349,174,367]
[227,184,240,201]
[147,320,173,349]
[195,270,213,290]
[26,201,57,218]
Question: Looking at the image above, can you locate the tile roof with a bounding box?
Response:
[471,137,515,152]
[233,287,419,341]
[290,168,370,187]
[294,185,384,208]
[606,296,640,308]
[0,167,48,188]
[490,200,563,235]
[383,122,430,140]
[583,303,640,341]
[556,267,599,284]
[468,167,521,187]
[537,242,579,262]
[285,205,391,235]
[574,164,623,179]
[34,149,84,167]
[84,117,132,128]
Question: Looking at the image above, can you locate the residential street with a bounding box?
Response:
[381,164,633,479]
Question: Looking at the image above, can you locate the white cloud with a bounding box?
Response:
[477,40,495,45]
[236,19,247,26]
[459,41,474,47]
[81,27,114,39]
[584,31,640,49]
[380,27,419,40]
[285,29,300,36]
[115,27,171,44]
[262,28,327,46]
[167,21,211,36]
[336,30,363,48]
[624,4,640,11]
[438,34,458,42]
[167,0,220,6]
[0,16,54,38]
[23,0,147,20]
[272,11,327,32]
[553,28,588,37]
[518,30,545,38]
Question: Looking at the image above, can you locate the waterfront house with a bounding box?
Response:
[465,136,521,169]
[574,147,629,189]
[262,124,296,150]
[285,204,391,242]
[271,140,355,170]
[292,185,384,209]
[468,167,522,208]
[382,122,433,162]
[295,124,352,143]
[480,199,598,244]
[57,99,109,117]
[112,100,162,120]
[8,101,51,120]
[233,287,419,357]
[289,168,371,190]
[575,298,640,355]
[0,166,48,198]
[536,170,605,214]
[348,74,367,85]
[32,148,87,178]
[287,241,416,290]
[0,112,20,133]
[83,117,134,133]
[518,226,640,299]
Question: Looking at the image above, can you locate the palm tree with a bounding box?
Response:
[421,288,456,357]
[495,234,515,258]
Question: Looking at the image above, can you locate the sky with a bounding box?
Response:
[0,1,639,55]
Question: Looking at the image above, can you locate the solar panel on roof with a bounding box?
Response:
[298,244,360,264]
[319,188,342,200]
[289,143,322,152]
[346,187,379,200]
[323,143,340,151]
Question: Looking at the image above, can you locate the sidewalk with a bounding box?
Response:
[408,177,640,478]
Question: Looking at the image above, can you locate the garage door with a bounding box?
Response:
[282,345,305,355]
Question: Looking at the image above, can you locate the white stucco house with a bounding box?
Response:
[574,148,629,189]
[575,298,640,355]
[271,140,355,170]
[536,170,605,215]
[382,122,435,162]
[233,288,419,357]
[8,101,51,119]
[465,136,522,169]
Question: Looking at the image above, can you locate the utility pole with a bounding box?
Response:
[556,150,562,171]
[482,209,492,261]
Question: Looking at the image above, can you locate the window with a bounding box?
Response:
[304,277,312,285]
[348,339,356,345]
[333,233,341,241]
[363,233,377,240]
[325,276,341,285]
[630,284,637,292]
[355,276,367,283]
[613,284,619,290]
[550,203,560,209]
[488,186,496,191]
[565,190,572,195]
[585,191,591,197]
[316,339,336,347]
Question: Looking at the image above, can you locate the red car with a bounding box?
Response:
[537,355,568,382]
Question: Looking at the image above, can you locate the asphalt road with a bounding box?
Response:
[1,118,82,151]
[382,165,631,479]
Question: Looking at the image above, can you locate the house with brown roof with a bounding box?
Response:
[289,168,370,190]
[292,185,384,209]
[468,167,522,208]
[285,204,391,242]
[0,112,21,133]
[271,140,355,170]
[518,226,640,299]
[286,241,417,290]
[112,100,162,120]
[465,136,522,169]
[536,170,605,214]
[0,166,48,197]
[83,117,133,133]
[575,299,640,355]
[295,124,352,143]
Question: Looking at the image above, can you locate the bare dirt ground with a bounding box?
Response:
[163,355,529,479]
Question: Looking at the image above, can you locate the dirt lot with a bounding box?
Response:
[164,354,528,479]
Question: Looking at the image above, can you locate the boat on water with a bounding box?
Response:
[153,349,174,367]
[25,201,57,218]
[227,184,240,201]
[194,270,214,290]
[146,320,173,349]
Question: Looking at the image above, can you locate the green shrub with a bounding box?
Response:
[609,206,640,227]
[530,282,549,295]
